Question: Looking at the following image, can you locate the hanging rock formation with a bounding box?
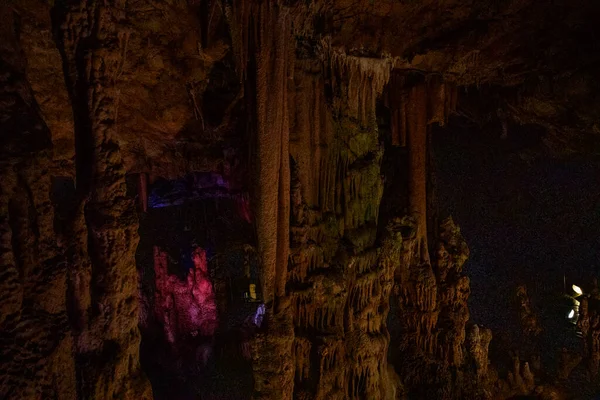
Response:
[286,49,400,399]
[385,72,485,399]
[229,1,295,398]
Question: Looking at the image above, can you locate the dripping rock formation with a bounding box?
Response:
[1,0,600,399]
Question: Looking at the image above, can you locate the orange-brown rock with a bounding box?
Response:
[0,6,74,399]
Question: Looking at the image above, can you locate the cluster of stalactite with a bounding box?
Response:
[229,1,407,392]
[285,51,405,400]
[384,72,493,398]
[226,1,494,397]
[0,0,497,398]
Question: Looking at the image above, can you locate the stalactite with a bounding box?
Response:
[137,172,148,212]
[329,51,392,127]
[427,75,448,126]
[227,3,298,395]
[319,339,345,373]
[290,61,333,209]
[232,0,293,306]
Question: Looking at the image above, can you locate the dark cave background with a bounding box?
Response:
[433,101,600,336]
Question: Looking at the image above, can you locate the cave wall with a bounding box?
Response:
[0,7,74,398]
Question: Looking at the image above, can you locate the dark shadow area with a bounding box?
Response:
[433,111,600,381]
[135,173,260,400]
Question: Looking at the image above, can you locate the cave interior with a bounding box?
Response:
[2,0,600,399]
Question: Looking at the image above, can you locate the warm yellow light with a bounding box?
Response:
[568,309,575,319]
[572,285,583,295]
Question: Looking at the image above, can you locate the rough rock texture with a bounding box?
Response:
[51,1,152,398]
[153,246,218,343]
[577,294,600,383]
[3,0,600,399]
[285,52,396,399]
[0,7,74,399]
[515,285,542,338]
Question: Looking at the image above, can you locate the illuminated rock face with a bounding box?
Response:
[153,246,218,344]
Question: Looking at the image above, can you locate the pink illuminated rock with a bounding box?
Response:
[154,246,218,344]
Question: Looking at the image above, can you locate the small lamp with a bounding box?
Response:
[571,284,583,297]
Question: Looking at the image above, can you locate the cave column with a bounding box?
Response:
[231,1,295,398]
[54,1,151,398]
[389,72,473,397]
[388,73,457,265]
[252,2,291,305]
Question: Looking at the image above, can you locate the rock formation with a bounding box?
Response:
[2,0,600,399]
[0,7,74,398]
